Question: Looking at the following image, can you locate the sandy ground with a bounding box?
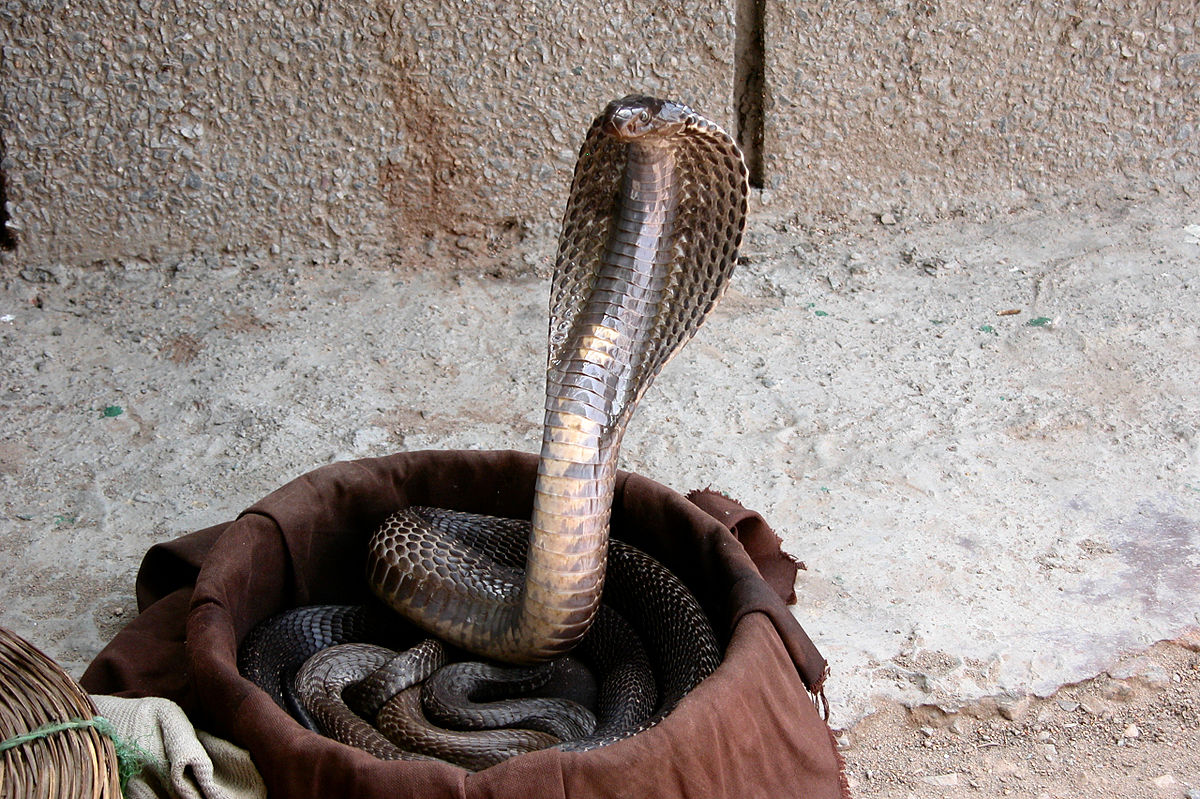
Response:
[1,189,1198,796]
[842,637,1200,797]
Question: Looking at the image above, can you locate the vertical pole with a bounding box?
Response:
[735,0,765,189]
[0,133,15,251]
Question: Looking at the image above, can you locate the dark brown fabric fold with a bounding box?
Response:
[686,488,803,605]
[684,488,829,697]
[82,450,847,798]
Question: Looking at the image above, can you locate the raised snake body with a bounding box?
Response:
[240,96,749,769]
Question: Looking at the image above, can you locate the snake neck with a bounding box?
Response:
[516,141,680,660]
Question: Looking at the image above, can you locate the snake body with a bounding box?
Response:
[294,643,439,761]
[420,660,598,740]
[240,95,748,767]
[367,95,748,662]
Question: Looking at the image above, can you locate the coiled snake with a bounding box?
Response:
[240,95,749,769]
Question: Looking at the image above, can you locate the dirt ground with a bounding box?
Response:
[1,187,1198,796]
[841,637,1200,797]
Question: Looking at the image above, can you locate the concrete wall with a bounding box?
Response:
[765,1,1199,221]
[0,0,734,266]
[1,1,1195,268]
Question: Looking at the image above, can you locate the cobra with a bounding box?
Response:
[241,95,749,764]
[366,94,749,664]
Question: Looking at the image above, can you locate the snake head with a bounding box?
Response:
[601,95,693,141]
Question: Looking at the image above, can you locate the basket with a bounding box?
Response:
[0,626,122,799]
[81,450,848,798]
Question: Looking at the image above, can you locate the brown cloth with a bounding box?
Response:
[82,450,847,798]
[685,488,806,607]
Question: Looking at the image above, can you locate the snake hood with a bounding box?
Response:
[550,94,749,436]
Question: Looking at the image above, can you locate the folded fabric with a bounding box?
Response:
[83,450,847,798]
[91,695,266,799]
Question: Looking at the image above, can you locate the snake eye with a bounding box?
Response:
[638,110,650,123]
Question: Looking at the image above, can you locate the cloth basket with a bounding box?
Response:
[82,450,847,798]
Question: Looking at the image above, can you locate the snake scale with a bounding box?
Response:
[239,95,749,770]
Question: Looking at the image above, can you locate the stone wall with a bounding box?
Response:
[0,0,1195,268]
[765,1,1199,221]
[0,0,733,266]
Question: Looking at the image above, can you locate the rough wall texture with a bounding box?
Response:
[371,0,733,244]
[0,0,733,266]
[4,2,391,263]
[0,1,1195,268]
[766,1,1199,220]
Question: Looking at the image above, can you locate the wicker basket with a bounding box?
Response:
[0,626,121,799]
